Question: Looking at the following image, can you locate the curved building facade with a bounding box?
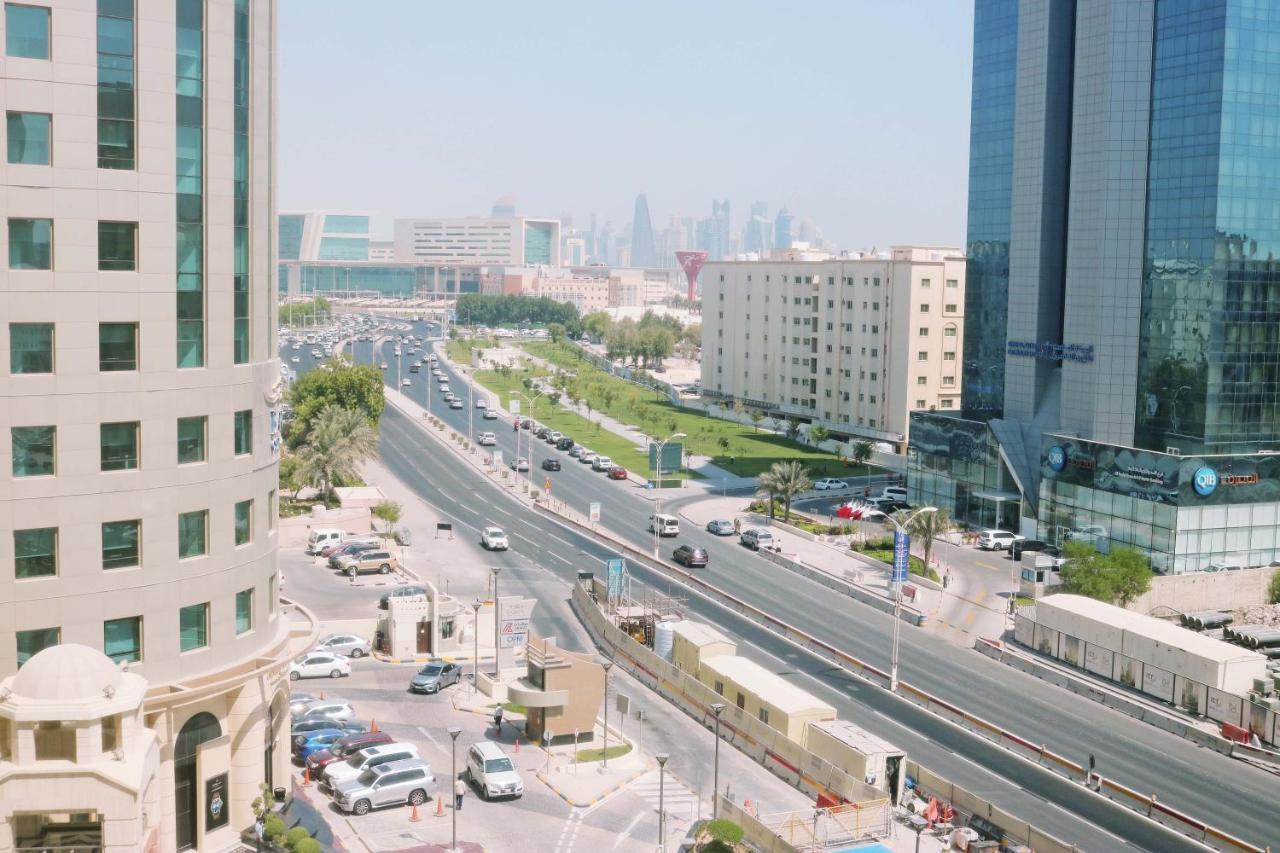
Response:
[0,2,312,850]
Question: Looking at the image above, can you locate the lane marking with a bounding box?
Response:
[416,725,440,749]
[612,812,645,849]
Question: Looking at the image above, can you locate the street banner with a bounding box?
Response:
[607,557,625,600]
[892,530,910,585]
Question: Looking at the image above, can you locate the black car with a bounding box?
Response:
[534,426,551,439]
[556,436,574,450]
[1010,539,1056,560]
[520,419,533,430]
[541,458,561,471]
[672,545,709,568]
[874,499,912,513]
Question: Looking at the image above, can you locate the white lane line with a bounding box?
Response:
[416,725,440,749]
[612,813,645,849]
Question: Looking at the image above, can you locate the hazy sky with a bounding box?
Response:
[279,1,975,249]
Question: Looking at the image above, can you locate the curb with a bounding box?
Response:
[370,651,497,665]
[535,763,647,808]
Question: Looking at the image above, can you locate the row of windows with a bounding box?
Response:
[10,322,140,373]
[16,580,274,667]
[7,218,138,271]
[10,411,252,477]
[13,491,274,580]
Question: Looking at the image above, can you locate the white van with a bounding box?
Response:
[307,528,344,554]
[466,740,523,800]
[591,455,613,471]
[647,514,680,537]
[740,528,776,551]
[880,486,907,502]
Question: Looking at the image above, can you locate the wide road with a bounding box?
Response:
[319,327,1274,850]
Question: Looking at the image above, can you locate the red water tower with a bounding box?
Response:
[676,251,707,302]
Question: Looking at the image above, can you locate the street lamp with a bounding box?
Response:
[656,752,670,851]
[516,389,546,488]
[710,702,726,817]
[470,600,482,694]
[491,567,502,677]
[653,432,688,557]
[601,659,613,768]
[448,727,461,851]
[859,505,937,692]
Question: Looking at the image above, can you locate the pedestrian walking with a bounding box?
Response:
[492,704,503,734]
[732,517,741,535]
[455,775,466,810]
[253,816,265,852]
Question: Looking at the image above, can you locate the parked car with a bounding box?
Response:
[608,465,628,480]
[306,731,394,777]
[379,585,428,609]
[409,662,463,694]
[477,432,497,446]
[324,742,422,791]
[1009,539,1052,561]
[706,519,735,536]
[541,458,561,471]
[481,527,509,550]
[288,693,319,717]
[449,399,464,409]
[327,541,379,568]
[475,398,488,409]
[289,652,352,681]
[339,550,398,577]
[579,452,598,465]
[647,514,679,537]
[333,758,436,816]
[520,418,533,430]
[509,457,530,472]
[673,545,709,567]
[466,741,524,800]
[484,409,499,420]
[872,497,912,513]
[591,455,613,471]
[296,701,357,723]
[295,729,347,762]
[977,530,1024,551]
[306,527,345,554]
[814,478,847,491]
[314,633,371,659]
[880,486,908,502]
[547,431,564,444]
[291,718,364,739]
[740,528,776,551]
[534,426,551,439]
[556,436,575,450]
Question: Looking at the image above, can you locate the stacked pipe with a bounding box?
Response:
[1180,610,1234,631]
[1223,624,1280,649]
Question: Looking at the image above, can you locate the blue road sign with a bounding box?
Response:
[607,557,625,599]
[892,531,910,585]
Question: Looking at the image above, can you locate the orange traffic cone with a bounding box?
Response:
[318,691,325,700]
[514,737,520,754]
[370,719,379,733]
[435,796,445,817]
[302,768,311,788]
[409,804,420,823]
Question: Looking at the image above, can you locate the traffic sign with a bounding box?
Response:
[589,502,601,523]
[544,477,552,493]
[510,399,521,415]
[892,531,910,585]
[606,557,625,599]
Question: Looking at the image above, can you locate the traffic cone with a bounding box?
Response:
[435,796,444,817]
[514,737,520,754]
[319,691,324,700]
[370,719,379,733]
[302,768,311,788]
[409,804,420,823]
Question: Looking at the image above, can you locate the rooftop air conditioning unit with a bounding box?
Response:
[1166,447,1181,456]
[1253,678,1274,697]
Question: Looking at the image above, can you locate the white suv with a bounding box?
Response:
[814,478,847,491]
[977,530,1024,551]
[466,741,523,800]
[477,432,497,446]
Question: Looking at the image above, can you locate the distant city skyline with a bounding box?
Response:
[278,0,974,249]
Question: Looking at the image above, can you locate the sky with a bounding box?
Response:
[278,1,975,250]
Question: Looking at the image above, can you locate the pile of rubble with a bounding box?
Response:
[1232,603,1280,629]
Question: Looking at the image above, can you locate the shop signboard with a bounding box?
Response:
[205,773,229,833]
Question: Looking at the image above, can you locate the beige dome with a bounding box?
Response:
[11,643,123,702]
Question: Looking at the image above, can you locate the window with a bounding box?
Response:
[234,409,252,455]
[918,327,929,337]
[100,421,139,471]
[178,509,207,558]
[102,714,119,752]
[14,527,56,578]
[9,322,53,373]
[943,376,955,386]
[944,351,956,361]
[177,415,206,464]
[917,352,929,361]
[12,425,55,476]
[917,399,927,409]
[268,490,277,531]
[179,602,208,652]
[8,218,52,269]
[98,0,136,169]
[7,111,50,164]
[941,399,954,409]
[759,707,770,724]
[16,627,59,666]
[946,278,958,288]
[102,519,140,569]
[234,499,252,546]
[713,680,724,696]
[175,0,205,369]
[235,588,253,635]
[98,221,137,270]
[944,326,957,337]
[945,304,958,313]
[6,3,49,58]
[919,304,930,313]
[104,616,142,663]
[99,323,137,371]
[921,278,931,288]
[917,376,928,385]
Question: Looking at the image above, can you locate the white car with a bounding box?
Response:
[476,398,488,409]
[401,378,411,387]
[579,452,598,465]
[477,432,497,446]
[449,399,464,410]
[296,701,356,724]
[591,455,613,471]
[466,741,523,800]
[509,457,530,472]
[481,527,509,551]
[380,362,388,370]
[483,409,499,420]
[289,652,351,681]
[814,478,847,491]
[977,530,1024,551]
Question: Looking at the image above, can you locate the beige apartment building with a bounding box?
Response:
[482,265,674,311]
[0,2,313,851]
[700,247,965,449]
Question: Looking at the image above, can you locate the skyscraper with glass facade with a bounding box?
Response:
[909,0,1280,574]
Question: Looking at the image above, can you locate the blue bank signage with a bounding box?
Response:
[892,531,910,585]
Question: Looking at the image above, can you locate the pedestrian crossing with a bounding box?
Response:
[628,770,702,823]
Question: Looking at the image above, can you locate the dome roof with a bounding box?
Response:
[11,644,123,703]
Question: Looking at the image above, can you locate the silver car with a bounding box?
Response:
[409,662,462,694]
[333,758,436,816]
[315,633,372,659]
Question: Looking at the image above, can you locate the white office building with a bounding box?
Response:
[393,216,561,266]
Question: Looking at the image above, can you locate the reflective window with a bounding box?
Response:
[100,421,139,471]
[234,409,252,455]
[11,425,55,476]
[5,3,49,59]
[104,616,142,663]
[99,322,137,371]
[177,509,207,558]
[6,111,50,164]
[175,0,204,368]
[16,627,59,666]
[97,0,135,169]
[179,602,208,652]
[9,322,53,373]
[235,588,254,634]
[8,218,52,270]
[177,415,206,464]
[98,221,137,270]
[234,498,252,546]
[14,527,56,578]
[102,519,140,569]
[232,0,249,363]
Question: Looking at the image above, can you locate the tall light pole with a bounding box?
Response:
[710,702,726,817]
[470,600,481,695]
[516,390,545,487]
[448,726,461,851]
[862,505,937,691]
[601,659,613,768]
[653,432,687,557]
[656,752,670,852]
[491,567,502,677]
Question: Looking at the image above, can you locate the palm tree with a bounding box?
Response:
[809,425,831,447]
[904,508,951,576]
[762,460,812,522]
[296,405,379,503]
[851,440,874,467]
[784,418,801,441]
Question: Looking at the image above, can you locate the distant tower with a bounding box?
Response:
[774,208,794,250]
[630,194,657,267]
[492,195,517,217]
[676,251,708,302]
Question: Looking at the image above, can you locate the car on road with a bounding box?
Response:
[871,497,912,513]
[476,398,488,409]
[380,362,388,370]
[443,392,456,402]
[591,455,613,471]
[647,513,680,537]
[880,486,908,502]
[548,431,564,444]
[327,541,380,568]
[672,544,709,567]
[706,519,735,536]
[608,465,628,480]
[409,662,463,694]
[520,418,533,430]
[296,701,357,724]
[541,458,561,471]
[481,527,509,550]
[814,478,847,491]
[379,585,427,609]
[333,758,436,816]
[314,633,371,658]
[305,731,394,777]
[466,741,523,800]
[556,436,575,450]
[579,451,598,465]
[534,426,551,439]
[509,457,530,472]
[324,742,422,791]
[295,729,347,762]
[1009,539,1053,560]
[338,550,398,577]
[484,409,499,419]
[401,378,411,387]
[289,652,352,681]
[291,718,365,739]
[977,530,1024,551]
[477,432,497,446]
[739,528,776,551]
[449,399,464,409]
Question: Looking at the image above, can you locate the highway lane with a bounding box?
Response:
[337,330,1275,848]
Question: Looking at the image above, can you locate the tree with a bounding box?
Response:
[1059,542,1153,606]
[747,408,764,433]
[809,425,831,447]
[287,362,385,448]
[295,406,379,502]
[784,418,801,441]
[582,311,614,342]
[278,452,303,499]
[371,500,402,534]
[904,508,951,575]
[547,322,566,343]
[851,440,874,466]
[1269,570,1280,605]
[759,460,813,522]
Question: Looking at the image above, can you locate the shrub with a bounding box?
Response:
[1270,570,1280,604]
[705,819,744,844]
[294,839,322,853]
[285,827,310,849]
[264,815,286,842]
